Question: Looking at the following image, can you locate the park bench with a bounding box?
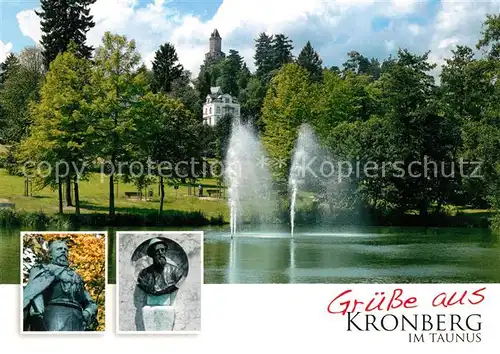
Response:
[125,191,153,199]
[206,189,219,197]
[124,192,140,199]
[0,199,15,209]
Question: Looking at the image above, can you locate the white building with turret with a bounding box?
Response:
[202,29,241,126]
[203,86,240,126]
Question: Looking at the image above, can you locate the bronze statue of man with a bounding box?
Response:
[23,240,98,331]
[137,238,185,296]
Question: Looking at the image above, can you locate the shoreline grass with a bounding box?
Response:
[0,208,225,230]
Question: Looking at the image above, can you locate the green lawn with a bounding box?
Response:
[0,168,229,220]
[0,167,494,227]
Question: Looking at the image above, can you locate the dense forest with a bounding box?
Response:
[0,0,498,228]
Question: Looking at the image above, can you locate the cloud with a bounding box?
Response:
[388,0,421,16]
[408,24,422,36]
[428,0,500,79]
[14,0,500,78]
[0,41,14,63]
[88,0,178,60]
[164,0,430,73]
[384,40,396,52]
[438,37,459,50]
[17,9,41,44]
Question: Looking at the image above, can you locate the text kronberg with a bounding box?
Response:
[326,288,485,343]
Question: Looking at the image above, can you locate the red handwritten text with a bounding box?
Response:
[327,287,486,315]
[327,288,418,315]
[432,287,486,308]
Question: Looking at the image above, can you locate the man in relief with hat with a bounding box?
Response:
[137,238,185,296]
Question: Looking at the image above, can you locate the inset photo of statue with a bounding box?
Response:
[117,232,202,333]
[20,232,107,333]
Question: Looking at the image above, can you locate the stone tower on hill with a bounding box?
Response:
[205,29,225,61]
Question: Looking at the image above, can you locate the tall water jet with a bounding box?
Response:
[288,124,321,236]
[224,119,277,237]
[229,200,237,238]
[289,179,298,237]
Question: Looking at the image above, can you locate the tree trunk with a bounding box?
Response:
[74,176,80,216]
[109,230,115,283]
[420,159,429,223]
[159,176,165,214]
[65,176,73,206]
[58,180,63,214]
[420,198,429,221]
[109,173,115,217]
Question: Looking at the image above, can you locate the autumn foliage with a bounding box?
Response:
[22,233,106,331]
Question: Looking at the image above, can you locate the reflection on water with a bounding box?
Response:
[203,225,500,284]
[1,225,499,284]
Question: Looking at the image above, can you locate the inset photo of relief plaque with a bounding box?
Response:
[20,231,107,334]
[116,231,202,334]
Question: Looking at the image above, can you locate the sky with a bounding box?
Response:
[1,0,499,77]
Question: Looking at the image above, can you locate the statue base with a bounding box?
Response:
[142,305,175,331]
[146,293,176,306]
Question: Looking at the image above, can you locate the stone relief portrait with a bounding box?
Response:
[117,232,202,333]
[21,232,107,333]
[136,237,188,297]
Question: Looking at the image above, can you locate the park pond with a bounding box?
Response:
[1,225,499,284]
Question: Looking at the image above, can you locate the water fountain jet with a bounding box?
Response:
[224,119,277,237]
[288,124,322,236]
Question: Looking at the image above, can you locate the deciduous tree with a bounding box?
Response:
[17,49,94,214]
[90,32,148,217]
[136,93,203,213]
[261,63,317,185]
[0,46,44,145]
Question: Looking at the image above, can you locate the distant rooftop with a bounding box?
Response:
[211,29,221,38]
[210,86,222,95]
